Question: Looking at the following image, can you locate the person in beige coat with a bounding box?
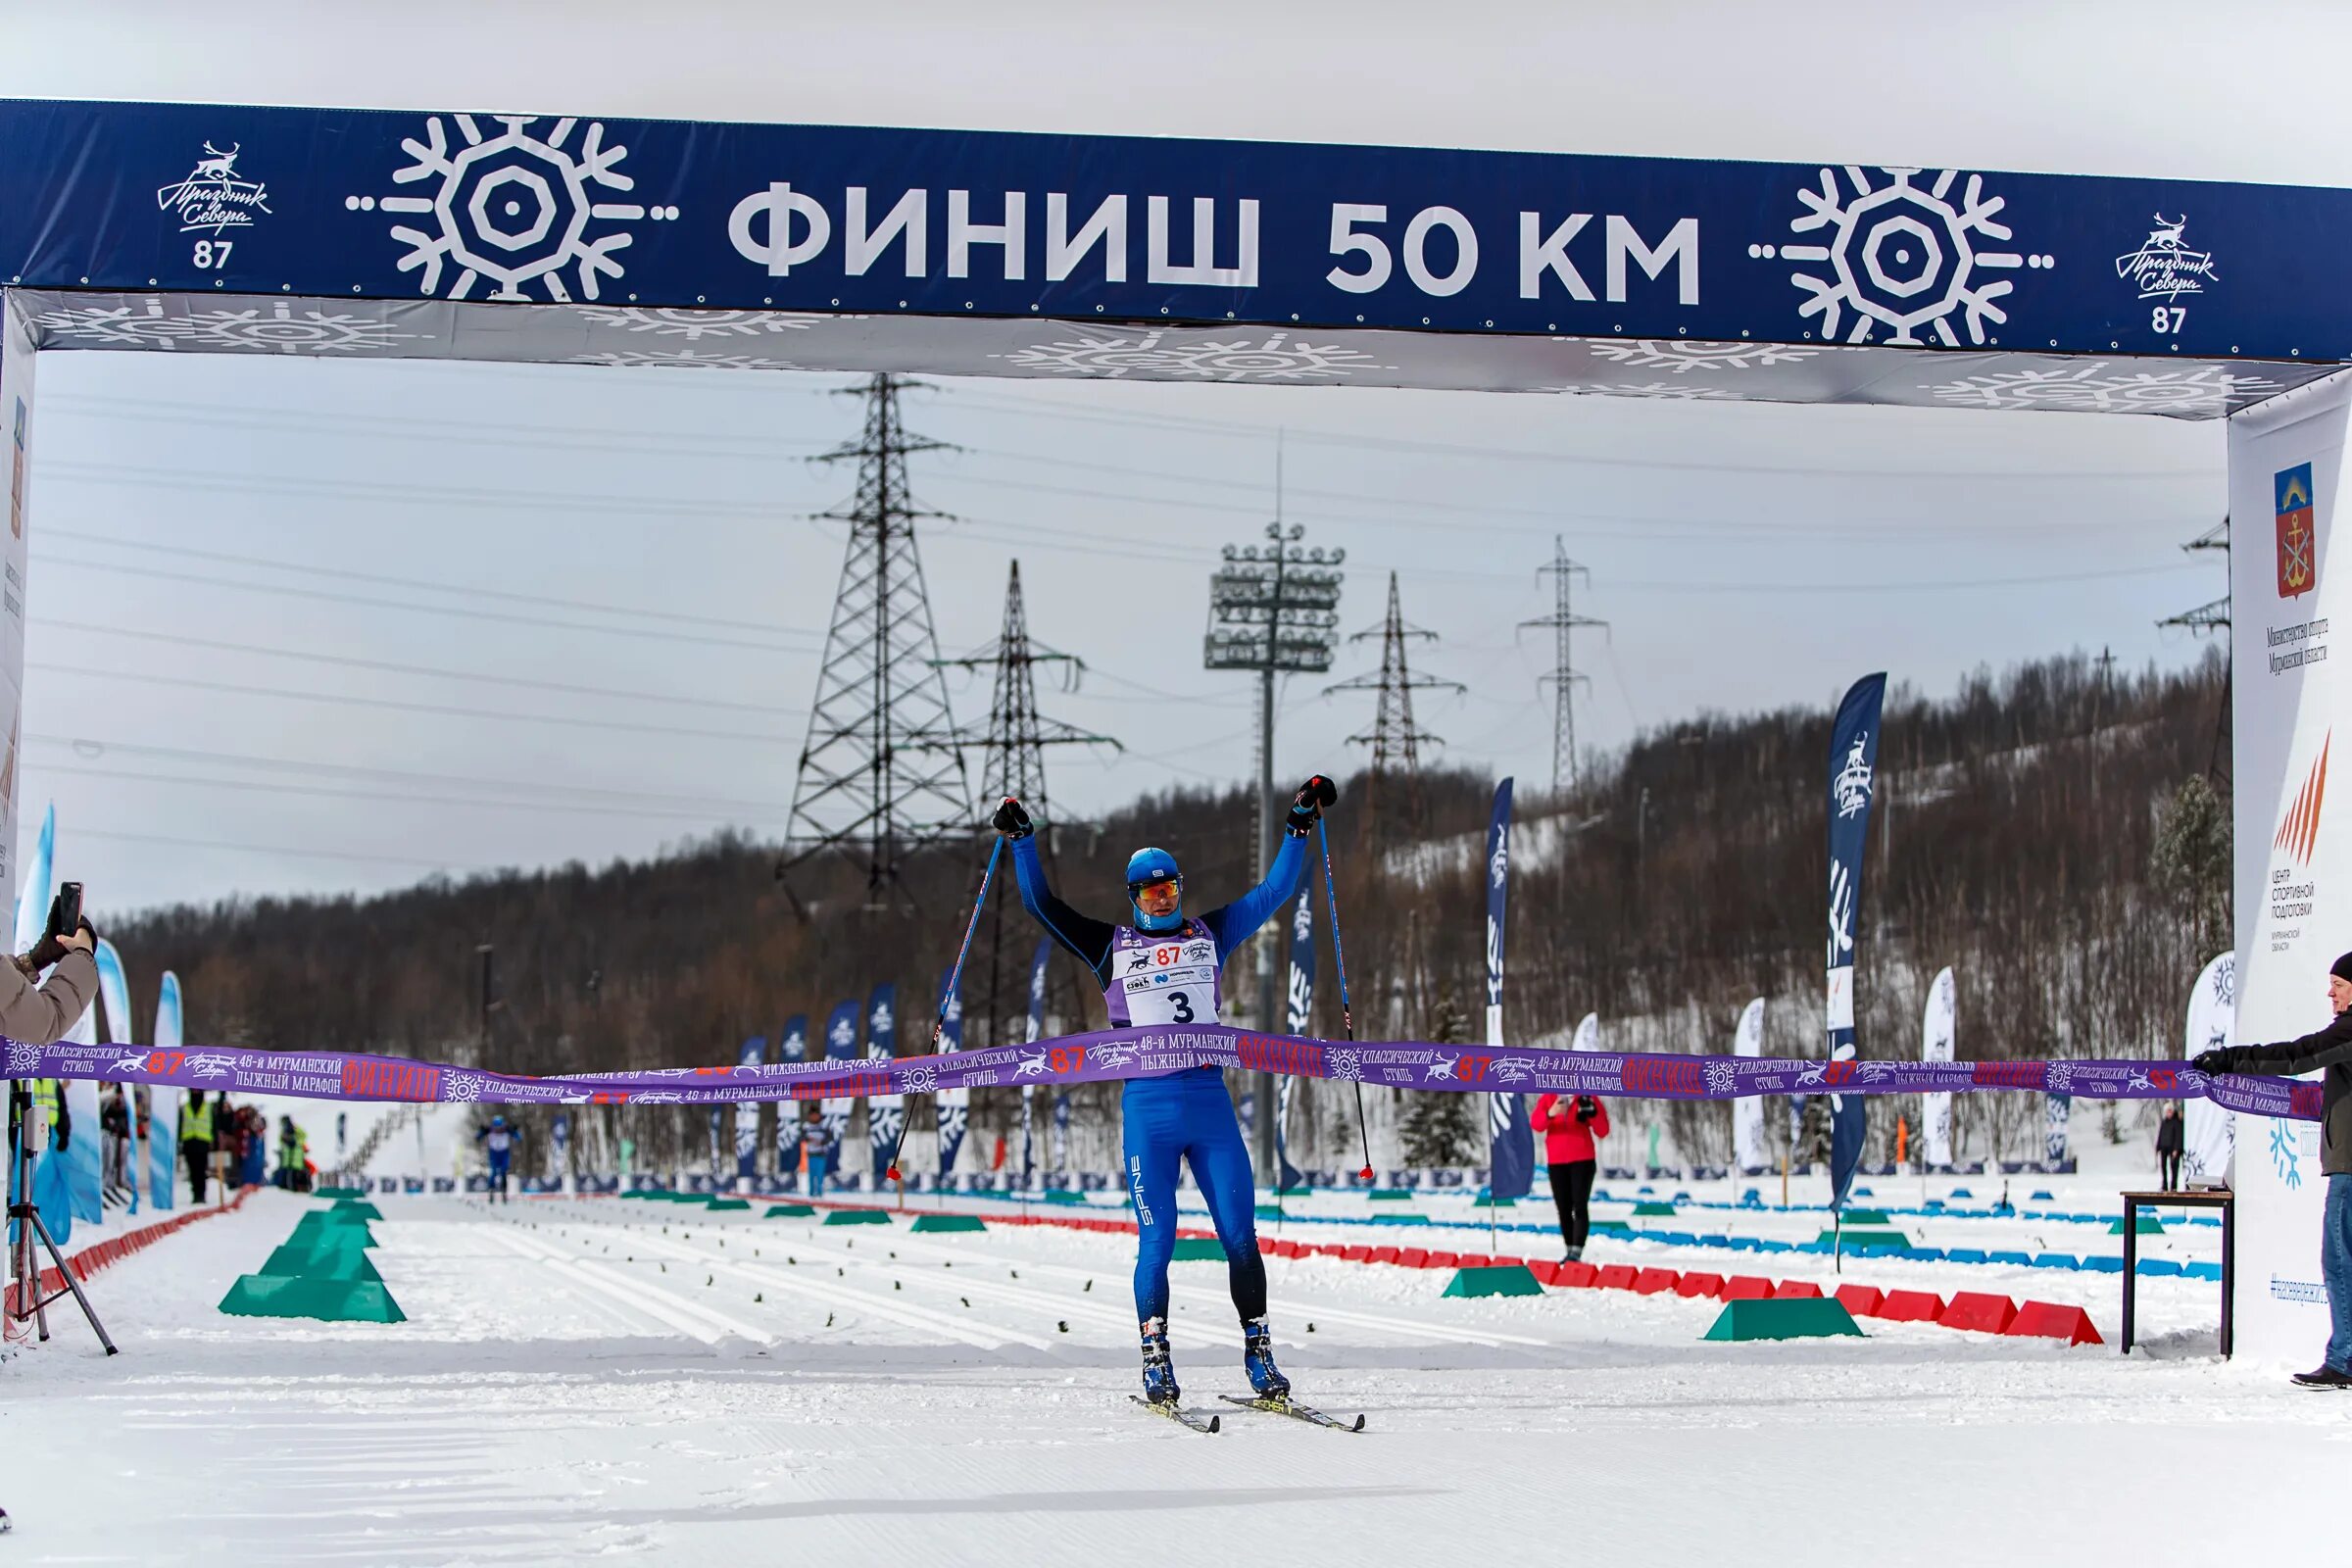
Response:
[7,909,99,1154]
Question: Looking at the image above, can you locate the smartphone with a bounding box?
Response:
[55,881,81,935]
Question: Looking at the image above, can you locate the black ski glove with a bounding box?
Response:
[1286,774,1338,836]
[2192,1048,2240,1075]
[992,797,1034,839]
[1575,1096,1599,1123]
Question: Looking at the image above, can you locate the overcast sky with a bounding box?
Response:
[5,0,2341,916]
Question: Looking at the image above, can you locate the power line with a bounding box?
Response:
[26,760,779,826]
[50,825,482,874]
[61,529,807,637]
[55,623,805,719]
[33,553,817,656]
[28,661,787,746]
[24,734,784,818]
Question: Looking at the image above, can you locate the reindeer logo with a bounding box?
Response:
[1014,1051,1050,1079]
[2116,213,2216,301]
[157,140,271,235]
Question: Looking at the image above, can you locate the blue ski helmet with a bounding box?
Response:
[1125,847,1183,932]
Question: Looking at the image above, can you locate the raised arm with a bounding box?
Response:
[1007,823,1116,981]
[1201,776,1333,957]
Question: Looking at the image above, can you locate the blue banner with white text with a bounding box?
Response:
[1825,675,1886,1211]
[1278,886,1314,1194]
[865,983,900,1183]
[0,100,2346,361]
[1485,778,1534,1200]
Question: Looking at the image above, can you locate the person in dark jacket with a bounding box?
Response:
[1533,1091,1611,1262]
[800,1105,833,1196]
[2155,1104,2185,1191]
[2196,950,2352,1389]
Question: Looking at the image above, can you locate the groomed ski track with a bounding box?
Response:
[3,1187,2340,1566]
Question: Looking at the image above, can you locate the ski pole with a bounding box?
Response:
[885,833,1003,1183]
[1316,816,1377,1183]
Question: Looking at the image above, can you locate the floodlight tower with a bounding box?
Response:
[1204,519,1344,1167]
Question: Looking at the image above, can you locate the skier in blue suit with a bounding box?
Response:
[474,1115,520,1203]
[996,774,1335,1406]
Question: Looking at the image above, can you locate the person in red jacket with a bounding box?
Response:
[1533,1091,1611,1261]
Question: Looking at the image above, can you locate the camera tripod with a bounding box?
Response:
[5,1078,117,1354]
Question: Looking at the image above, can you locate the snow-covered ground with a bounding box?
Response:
[3,1176,2343,1566]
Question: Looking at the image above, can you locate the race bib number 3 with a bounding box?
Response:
[1122,964,1219,1026]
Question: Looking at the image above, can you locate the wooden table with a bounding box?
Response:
[2119,1188,2234,1357]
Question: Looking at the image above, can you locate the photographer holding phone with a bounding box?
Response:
[1533,1089,1612,1263]
[5,885,101,1129]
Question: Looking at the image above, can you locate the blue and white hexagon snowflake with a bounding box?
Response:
[353,115,679,303]
[1773,168,2037,347]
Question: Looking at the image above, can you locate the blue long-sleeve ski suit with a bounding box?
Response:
[1010,829,1310,1328]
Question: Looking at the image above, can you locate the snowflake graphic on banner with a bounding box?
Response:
[570,348,806,371]
[992,329,1391,382]
[1329,1049,1363,1083]
[1704,1060,1739,1096]
[4,1042,39,1075]
[34,298,429,355]
[354,115,680,302]
[1578,339,1834,373]
[1770,167,2039,346]
[902,1064,938,1095]
[2271,1120,2302,1189]
[1924,363,2283,416]
[569,306,832,339]
[1541,381,1745,401]
[31,299,195,349]
[178,303,430,355]
[2045,1062,2075,1093]
[445,1070,484,1103]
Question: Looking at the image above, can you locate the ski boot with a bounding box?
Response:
[1140,1319,1181,1405]
[1243,1316,1291,1399]
[1563,1245,1584,1265]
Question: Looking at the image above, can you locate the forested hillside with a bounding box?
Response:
[106,647,2232,1174]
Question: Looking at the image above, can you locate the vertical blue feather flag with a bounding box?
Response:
[1022,937,1051,1190]
[774,1013,808,1176]
[935,968,968,1176]
[820,1000,859,1184]
[1277,885,1315,1194]
[1825,674,1886,1213]
[865,983,900,1183]
[1484,778,1534,1201]
[734,1036,764,1184]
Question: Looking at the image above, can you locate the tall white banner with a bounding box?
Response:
[2229,370,2352,1362]
[2182,952,2235,1185]
[1731,998,1765,1171]
[1570,1013,1598,1054]
[0,296,30,928]
[1921,965,1955,1168]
